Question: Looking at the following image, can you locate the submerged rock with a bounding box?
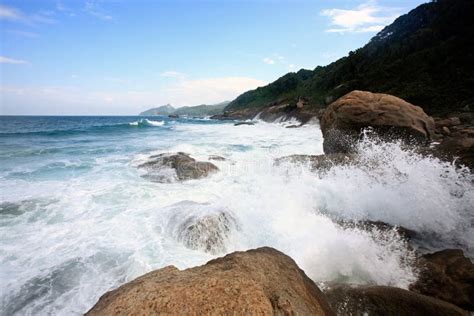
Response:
[174,211,235,254]
[164,201,238,254]
[138,152,219,182]
[208,155,226,161]
[338,219,418,241]
[168,205,238,254]
[274,153,358,172]
[320,90,435,154]
[86,247,334,315]
[325,284,468,316]
[234,121,255,126]
[410,249,474,311]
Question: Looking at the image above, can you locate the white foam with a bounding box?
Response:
[129,119,164,127]
[0,120,472,315]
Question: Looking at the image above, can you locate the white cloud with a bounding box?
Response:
[0,4,21,20]
[160,70,186,79]
[321,1,401,33]
[0,56,28,64]
[0,4,57,25]
[263,57,275,65]
[0,77,266,115]
[85,1,113,21]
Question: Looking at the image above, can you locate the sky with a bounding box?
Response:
[0,0,427,115]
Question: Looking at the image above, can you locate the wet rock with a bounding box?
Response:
[138,152,219,182]
[274,153,358,172]
[169,209,238,254]
[410,249,474,311]
[435,127,474,169]
[320,90,435,154]
[86,247,334,315]
[234,121,255,126]
[435,117,461,128]
[208,155,226,161]
[338,220,418,241]
[285,124,301,128]
[442,126,452,135]
[168,114,179,118]
[324,284,468,316]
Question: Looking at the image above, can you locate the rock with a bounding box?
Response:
[436,127,474,169]
[410,249,474,311]
[285,124,300,128]
[167,205,238,254]
[320,90,435,154]
[86,247,334,315]
[325,284,468,316]
[208,155,226,161]
[337,220,418,241]
[274,153,358,173]
[254,102,318,124]
[442,126,452,135]
[138,152,219,182]
[435,117,461,128]
[234,121,255,126]
[168,114,179,118]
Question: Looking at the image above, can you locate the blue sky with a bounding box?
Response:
[0,0,426,115]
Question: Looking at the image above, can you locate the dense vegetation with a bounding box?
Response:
[226,0,474,115]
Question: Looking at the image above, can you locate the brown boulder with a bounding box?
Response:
[138,152,219,182]
[325,284,468,316]
[86,247,334,315]
[320,90,435,154]
[410,249,474,310]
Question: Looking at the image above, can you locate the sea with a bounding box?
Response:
[0,115,472,315]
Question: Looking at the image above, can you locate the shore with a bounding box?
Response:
[87,90,474,314]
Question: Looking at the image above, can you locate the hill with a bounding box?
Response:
[225,0,474,117]
[140,101,229,117]
[139,104,174,116]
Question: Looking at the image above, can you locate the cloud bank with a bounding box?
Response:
[0,76,266,115]
[321,1,401,33]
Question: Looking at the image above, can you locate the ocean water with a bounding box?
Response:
[0,116,472,315]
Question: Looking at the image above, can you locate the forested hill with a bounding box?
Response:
[225,0,474,116]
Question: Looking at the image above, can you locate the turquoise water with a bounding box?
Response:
[1,116,472,315]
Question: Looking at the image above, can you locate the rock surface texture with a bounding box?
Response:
[410,249,474,311]
[86,247,334,315]
[138,152,219,182]
[320,90,435,154]
[325,285,468,316]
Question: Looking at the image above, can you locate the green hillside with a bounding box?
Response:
[226,0,474,115]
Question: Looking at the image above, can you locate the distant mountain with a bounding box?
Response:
[139,101,229,117]
[225,0,474,116]
[139,104,174,116]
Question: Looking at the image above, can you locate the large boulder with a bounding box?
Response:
[410,249,474,311]
[325,284,468,316]
[320,90,435,154]
[86,247,334,315]
[138,152,219,182]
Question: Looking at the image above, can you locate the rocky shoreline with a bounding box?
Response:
[88,90,473,314]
